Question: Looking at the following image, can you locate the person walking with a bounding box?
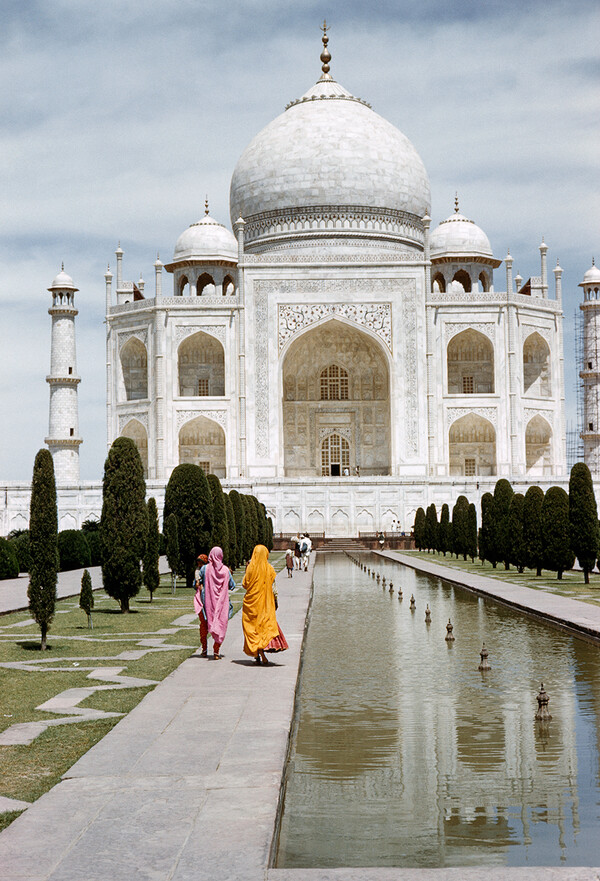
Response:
[285,547,294,577]
[194,547,236,659]
[242,544,288,665]
[294,533,302,570]
[301,533,312,571]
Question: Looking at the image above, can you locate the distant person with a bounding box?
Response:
[285,548,294,577]
[194,548,235,659]
[378,531,385,550]
[343,466,350,476]
[294,533,302,569]
[355,465,360,477]
[391,518,397,532]
[301,533,312,571]
[242,545,288,665]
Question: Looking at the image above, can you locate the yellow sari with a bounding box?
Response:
[242,545,279,656]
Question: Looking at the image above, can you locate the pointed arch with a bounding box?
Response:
[120,337,148,401]
[222,275,235,296]
[478,271,490,292]
[526,415,552,474]
[432,272,446,293]
[178,415,225,477]
[447,329,494,394]
[523,332,551,396]
[449,413,496,476]
[120,418,148,477]
[178,331,225,397]
[452,269,472,292]
[178,275,189,296]
[197,273,216,296]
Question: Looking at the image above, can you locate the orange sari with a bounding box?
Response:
[242,545,280,656]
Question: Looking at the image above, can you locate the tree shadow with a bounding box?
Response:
[93,608,139,615]
[17,642,52,651]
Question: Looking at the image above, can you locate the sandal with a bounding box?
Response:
[200,650,208,658]
[213,653,222,660]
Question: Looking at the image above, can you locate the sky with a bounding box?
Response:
[0,0,598,481]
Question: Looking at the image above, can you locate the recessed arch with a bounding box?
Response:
[526,415,552,474]
[432,272,446,293]
[449,413,496,476]
[197,273,216,296]
[447,329,494,394]
[222,275,235,296]
[120,338,148,401]
[178,331,225,397]
[179,275,189,296]
[523,332,551,396]
[452,269,472,292]
[120,418,148,477]
[178,415,225,477]
[478,271,490,292]
[281,318,390,477]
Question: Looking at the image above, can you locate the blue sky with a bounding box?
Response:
[0,0,598,481]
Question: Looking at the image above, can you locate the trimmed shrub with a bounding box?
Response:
[224,494,238,569]
[208,474,230,564]
[438,504,450,556]
[413,508,426,551]
[479,492,496,567]
[164,513,182,591]
[467,503,478,563]
[523,486,544,576]
[101,437,148,612]
[0,537,19,579]
[424,503,438,553]
[79,569,94,629]
[58,530,91,571]
[81,519,102,566]
[569,462,600,583]
[143,497,160,601]
[542,486,575,579]
[508,493,526,573]
[229,490,245,565]
[163,464,213,588]
[8,531,31,573]
[28,449,58,649]
[451,495,469,560]
[493,479,514,570]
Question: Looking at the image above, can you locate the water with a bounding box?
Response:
[275,554,600,868]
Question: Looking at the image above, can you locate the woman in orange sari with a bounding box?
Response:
[242,544,288,665]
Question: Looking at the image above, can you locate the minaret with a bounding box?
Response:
[45,266,82,484]
[580,259,600,477]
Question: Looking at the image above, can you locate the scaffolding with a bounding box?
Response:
[576,299,600,478]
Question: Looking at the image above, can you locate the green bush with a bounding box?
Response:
[542,486,575,579]
[413,507,426,550]
[569,462,600,583]
[8,531,31,573]
[0,537,19,579]
[58,530,91,571]
[81,519,102,566]
[523,486,544,576]
[163,464,213,588]
[208,474,230,565]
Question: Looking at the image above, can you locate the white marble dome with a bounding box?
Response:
[48,267,77,291]
[229,77,431,227]
[172,214,237,264]
[430,211,494,261]
[582,261,600,285]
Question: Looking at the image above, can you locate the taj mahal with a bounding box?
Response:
[6,29,600,537]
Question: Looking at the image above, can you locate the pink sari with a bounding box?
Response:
[203,547,232,646]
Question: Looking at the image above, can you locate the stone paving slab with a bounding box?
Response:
[378,551,600,641]
[268,871,600,880]
[0,562,314,880]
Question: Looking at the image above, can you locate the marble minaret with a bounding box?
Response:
[45,266,82,484]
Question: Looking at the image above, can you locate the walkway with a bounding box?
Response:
[378,551,600,641]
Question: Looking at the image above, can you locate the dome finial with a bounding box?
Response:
[205,195,209,216]
[61,261,64,271]
[454,192,459,214]
[319,19,332,79]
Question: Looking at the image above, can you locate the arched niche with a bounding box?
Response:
[526,415,552,474]
[178,331,225,397]
[178,415,225,477]
[120,337,148,401]
[222,275,235,296]
[432,272,446,293]
[449,413,496,476]
[281,319,391,477]
[478,271,490,292]
[447,329,494,395]
[523,332,551,396]
[121,418,148,477]
[197,273,216,296]
[452,269,472,292]
[178,275,189,296]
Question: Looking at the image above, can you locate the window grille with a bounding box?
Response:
[197,461,210,474]
[321,434,350,476]
[198,378,209,396]
[462,375,474,394]
[320,365,349,400]
[465,458,476,476]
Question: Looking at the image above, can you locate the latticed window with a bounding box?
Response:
[198,378,209,396]
[462,375,474,394]
[321,433,350,476]
[320,364,349,401]
[198,461,210,474]
[464,458,476,476]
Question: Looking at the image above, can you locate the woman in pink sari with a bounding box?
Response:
[194,546,235,659]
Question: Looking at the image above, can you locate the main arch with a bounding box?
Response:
[281,319,391,477]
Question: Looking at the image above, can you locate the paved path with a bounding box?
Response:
[377,551,600,641]
[0,563,313,881]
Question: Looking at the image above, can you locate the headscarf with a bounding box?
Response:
[242,545,276,595]
[203,546,232,644]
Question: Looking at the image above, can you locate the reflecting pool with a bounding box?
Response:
[274,554,600,868]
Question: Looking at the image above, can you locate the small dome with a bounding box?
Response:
[430,211,494,261]
[172,214,237,264]
[582,261,600,286]
[48,267,78,291]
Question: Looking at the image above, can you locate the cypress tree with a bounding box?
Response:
[208,474,230,563]
[467,503,478,563]
[542,486,575,579]
[451,495,469,560]
[438,504,450,556]
[58,530,91,571]
[229,490,245,565]
[241,495,257,560]
[164,464,213,587]
[143,497,160,601]
[164,512,181,593]
[493,479,514,570]
[523,485,544,576]
[480,492,496,567]
[413,507,426,550]
[28,449,58,649]
[266,516,274,552]
[81,519,102,566]
[425,504,438,553]
[101,437,148,612]
[508,493,527,573]
[253,498,268,546]
[0,538,20,579]
[569,462,600,584]
[224,493,238,569]
[79,569,94,629]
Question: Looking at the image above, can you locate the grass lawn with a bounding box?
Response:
[400,549,600,606]
[0,551,286,830]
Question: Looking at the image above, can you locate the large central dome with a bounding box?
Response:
[229,61,430,252]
